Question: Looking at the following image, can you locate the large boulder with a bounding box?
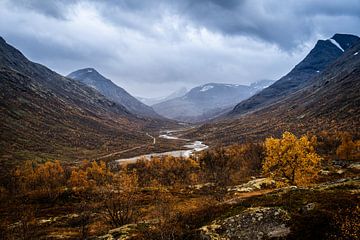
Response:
[199,207,290,240]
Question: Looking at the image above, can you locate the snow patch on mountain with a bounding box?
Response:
[329,38,344,52]
[200,85,214,92]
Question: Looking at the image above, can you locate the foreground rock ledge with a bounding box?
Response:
[199,207,291,240]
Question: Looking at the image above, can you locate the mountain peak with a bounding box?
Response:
[83,67,96,72]
[328,33,360,52]
[0,36,5,44]
[230,33,359,116]
[331,33,359,39]
[68,68,161,118]
[67,68,110,84]
[69,67,100,76]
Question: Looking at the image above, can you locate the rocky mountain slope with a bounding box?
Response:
[0,37,156,165]
[230,33,360,115]
[68,68,161,118]
[188,36,360,144]
[153,80,273,122]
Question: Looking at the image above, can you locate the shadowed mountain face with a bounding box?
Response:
[68,68,161,119]
[0,37,152,164]
[189,38,360,144]
[230,34,360,115]
[153,80,274,122]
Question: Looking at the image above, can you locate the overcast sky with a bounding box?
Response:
[1,0,359,98]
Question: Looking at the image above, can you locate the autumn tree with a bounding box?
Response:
[101,171,140,227]
[69,169,91,192]
[134,156,199,187]
[199,148,233,185]
[262,132,322,186]
[336,132,360,161]
[14,160,66,200]
[86,160,113,185]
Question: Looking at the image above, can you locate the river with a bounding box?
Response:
[116,130,208,164]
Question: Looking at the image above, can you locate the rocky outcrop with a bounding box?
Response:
[97,224,138,240]
[199,207,291,240]
[227,178,275,193]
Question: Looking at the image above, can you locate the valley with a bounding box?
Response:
[115,128,209,164]
[0,2,359,239]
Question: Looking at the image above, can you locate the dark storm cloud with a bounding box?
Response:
[172,0,360,49]
[0,0,359,97]
[82,0,360,49]
[11,0,360,49]
[11,0,76,19]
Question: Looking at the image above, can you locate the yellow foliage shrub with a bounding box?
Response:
[263,132,322,186]
[336,133,360,161]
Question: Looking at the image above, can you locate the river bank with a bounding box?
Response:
[116,130,208,164]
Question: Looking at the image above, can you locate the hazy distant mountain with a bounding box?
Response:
[231,33,360,115]
[137,87,188,106]
[153,80,274,122]
[249,80,275,94]
[0,37,155,163]
[68,68,161,118]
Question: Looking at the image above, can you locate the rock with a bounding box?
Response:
[268,224,290,238]
[319,170,331,175]
[97,224,138,240]
[302,203,316,212]
[348,162,360,170]
[228,178,275,193]
[200,207,291,240]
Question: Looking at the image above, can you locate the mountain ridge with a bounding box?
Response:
[230,33,360,116]
[0,37,155,165]
[67,68,161,119]
[153,80,274,122]
[187,35,360,144]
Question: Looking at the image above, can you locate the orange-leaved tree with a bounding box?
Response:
[14,160,66,200]
[262,132,322,186]
[336,132,360,161]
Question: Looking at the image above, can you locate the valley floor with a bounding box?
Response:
[0,157,358,239]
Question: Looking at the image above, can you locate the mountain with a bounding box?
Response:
[230,33,360,115]
[0,37,155,165]
[188,35,360,144]
[153,80,274,122]
[249,80,275,94]
[67,68,161,118]
[137,87,188,106]
[163,87,188,102]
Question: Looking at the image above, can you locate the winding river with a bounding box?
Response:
[116,130,208,164]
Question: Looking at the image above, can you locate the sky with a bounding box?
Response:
[0,0,359,98]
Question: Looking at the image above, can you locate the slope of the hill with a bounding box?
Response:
[230,33,360,116]
[188,40,360,144]
[68,68,161,119]
[0,37,154,165]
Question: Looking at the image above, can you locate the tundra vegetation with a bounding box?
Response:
[0,131,359,239]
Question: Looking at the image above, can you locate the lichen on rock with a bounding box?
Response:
[200,207,291,240]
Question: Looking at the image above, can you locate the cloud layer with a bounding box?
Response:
[1,0,359,97]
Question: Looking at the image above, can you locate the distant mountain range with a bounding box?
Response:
[1,32,359,164]
[137,87,188,106]
[230,33,360,115]
[0,37,164,164]
[67,68,161,119]
[152,80,274,122]
[189,33,360,143]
